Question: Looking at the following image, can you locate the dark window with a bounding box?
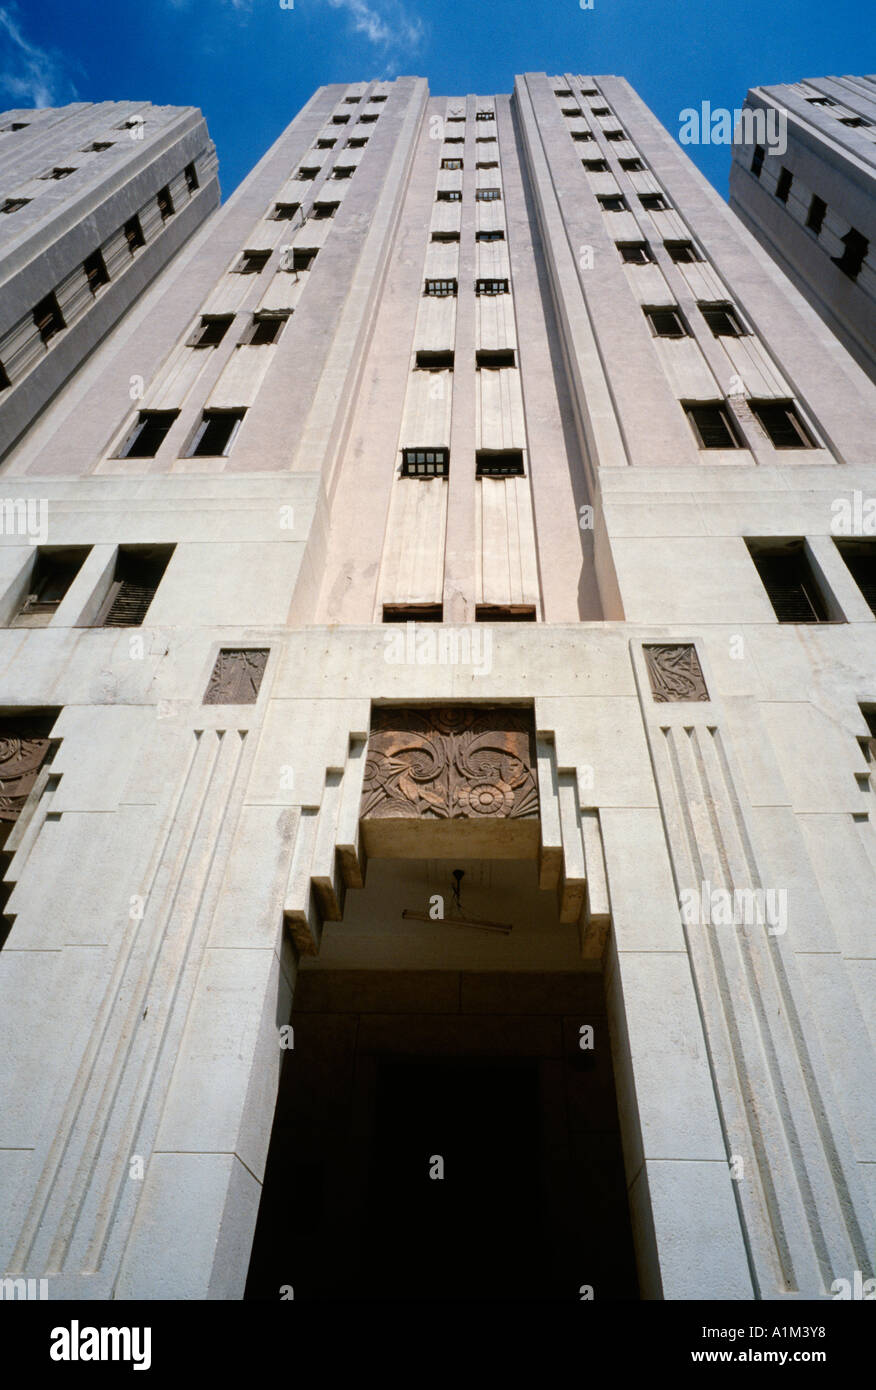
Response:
[684,403,741,450]
[33,293,65,345]
[332,165,354,179]
[746,542,829,623]
[476,348,516,369]
[83,250,109,294]
[751,145,765,177]
[292,247,318,270]
[1,197,29,213]
[835,542,876,614]
[806,96,835,106]
[118,410,178,458]
[431,230,460,242]
[476,111,495,121]
[2,121,29,130]
[476,450,525,476]
[749,400,814,449]
[562,107,584,117]
[124,216,145,253]
[476,229,505,242]
[475,135,496,143]
[475,188,501,201]
[475,278,509,295]
[190,315,233,348]
[591,107,610,116]
[383,604,443,622]
[347,137,368,148]
[246,314,288,345]
[184,162,199,192]
[272,202,299,220]
[597,194,627,211]
[581,88,599,97]
[358,114,378,124]
[370,95,387,102]
[444,136,465,144]
[345,96,360,104]
[775,167,793,203]
[42,166,75,179]
[157,185,174,220]
[401,448,449,477]
[475,605,536,621]
[639,193,668,211]
[618,241,652,264]
[331,115,349,125]
[572,131,594,141]
[441,158,463,169]
[316,138,336,149]
[415,350,454,370]
[94,547,174,628]
[605,130,626,141]
[645,306,687,337]
[554,89,572,97]
[446,115,465,123]
[700,303,746,337]
[476,160,499,169]
[806,195,827,234]
[582,159,609,171]
[189,409,246,457]
[313,201,339,219]
[832,228,868,280]
[297,166,319,180]
[840,116,871,128]
[236,249,271,274]
[14,549,90,626]
[620,157,644,171]
[0,361,9,390]
[436,189,462,202]
[424,279,457,297]
[666,240,700,263]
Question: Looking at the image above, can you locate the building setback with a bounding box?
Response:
[729,75,875,381]
[0,75,874,1302]
[0,101,219,458]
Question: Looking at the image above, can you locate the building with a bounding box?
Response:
[0,101,219,458]
[0,74,874,1303]
[729,76,875,382]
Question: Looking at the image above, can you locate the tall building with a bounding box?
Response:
[729,76,875,381]
[0,101,219,457]
[0,74,874,1303]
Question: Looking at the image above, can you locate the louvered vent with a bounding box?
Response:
[94,547,174,628]
[103,582,157,627]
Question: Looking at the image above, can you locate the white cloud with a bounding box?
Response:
[324,0,425,51]
[0,7,75,108]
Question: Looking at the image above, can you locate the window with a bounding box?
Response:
[124,215,145,253]
[345,96,360,104]
[383,604,443,622]
[475,278,509,295]
[415,350,454,370]
[803,195,828,236]
[582,159,609,171]
[554,89,572,97]
[41,166,75,180]
[840,116,871,128]
[0,361,9,390]
[751,145,765,177]
[476,160,499,169]
[699,303,746,337]
[297,166,319,180]
[156,185,174,221]
[832,228,868,280]
[644,306,687,337]
[618,241,652,264]
[605,130,626,141]
[424,279,457,297]
[444,136,465,144]
[347,137,368,148]
[581,88,599,97]
[184,162,199,192]
[683,403,741,449]
[475,605,536,621]
[476,348,516,368]
[665,240,700,263]
[118,410,178,458]
[83,250,109,294]
[245,314,288,345]
[236,249,271,274]
[476,111,495,121]
[33,293,65,345]
[597,194,627,211]
[748,400,814,449]
[402,448,449,477]
[1,198,29,213]
[358,114,378,124]
[562,108,584,117]
[370,95,388,102]
[332,165,354,179]
[83,141,113,152]
[189,315,233,348]
[446,115,465,123]
[475,229,505,242]
[806,96,835,106]
[331,115,349,125]
[316,138,336,149]
[1,121,29,130]
[13,549,90,627]
[441,158,463,170]
[118,117,144,130]
[572,131,594,141]
[475,135,497,144]
[94,547,174,627]
[272,202,299,220]
[775,167,792,203]
[639,193,669,211]
[313,201,339,219]
[620,157,644,171]
[436,189,462,202]
[292,247,318,270]
[476,450,524,476]
[431,230,460,242]
[188,409,246,457]
[834,542,876,614]
[746,541,829,623]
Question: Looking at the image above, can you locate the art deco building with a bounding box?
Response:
[0,101,219,457]
[0,75,874,1303]
[729,75,875,382]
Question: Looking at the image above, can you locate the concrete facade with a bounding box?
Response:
[0,74,874,1302]
[729,75,876,381]
[0,101,219,457]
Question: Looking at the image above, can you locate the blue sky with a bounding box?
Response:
[0,0,872,199]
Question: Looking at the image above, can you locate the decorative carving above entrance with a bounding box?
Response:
[360,706,539,858]
[643,644,709,703]
[0,722,54,823]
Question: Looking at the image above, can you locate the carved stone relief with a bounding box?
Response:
[203,648,269,705]
[0,725,54,822]
[644,644,709,702]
